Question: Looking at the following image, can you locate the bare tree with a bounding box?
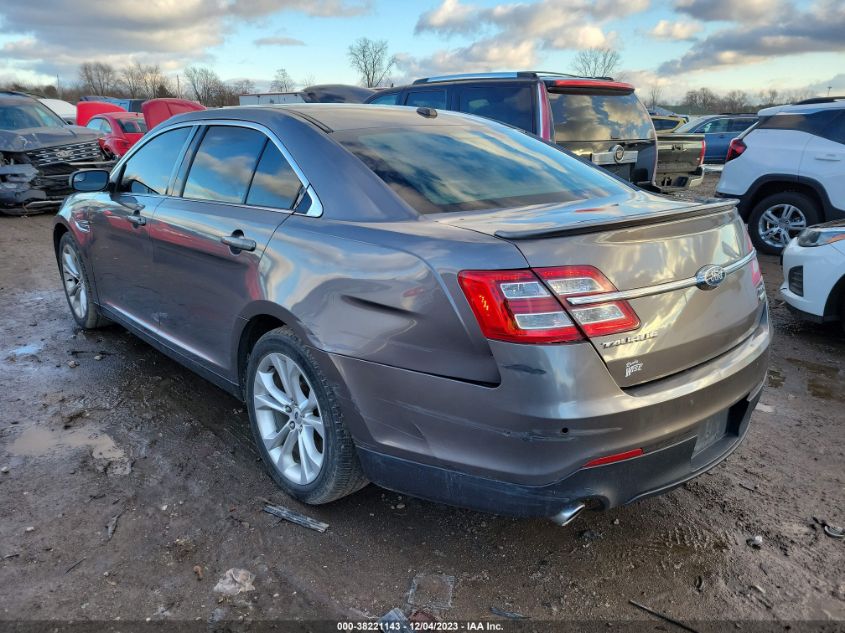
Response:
[270,68,295,92]
[121,62,145,98]
[140,64,166,99]
[230,79,256,95]
[78,62,119,96]
[347,37,396,87]
[300,73,316,88]
[572,47,621,78]
[646,85,664,110]
[184,66,222,105]
[723,89,749,113]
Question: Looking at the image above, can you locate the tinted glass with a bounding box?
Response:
[458,85,533,132]
[246,142,301,209]
[120,126,190,195]
[405,90,447,109]
[183,126,265,203]
[548,91,653,141]
[337,124,629,214]
[369,92,399,105]
[0,102,66,130]
[119,118,147,133]
[651,118,679,131]
[822,111,845,144]
[757,110,842,141]
[727,118,755,132]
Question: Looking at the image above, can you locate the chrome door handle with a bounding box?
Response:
[221,235,256,252]
[126,215,146,226]
[816,154,842,161]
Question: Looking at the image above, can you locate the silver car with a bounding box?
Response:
[54,104,770,525]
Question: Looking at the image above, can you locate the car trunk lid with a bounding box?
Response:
[439,193,763,387]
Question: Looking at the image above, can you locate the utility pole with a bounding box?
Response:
[56,74,61,98]
[828,86,832,96]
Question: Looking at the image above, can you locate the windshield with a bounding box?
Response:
[548,91,654,142]
[119,118,148,133]
[336,124,630,214]
[0,102,67,130]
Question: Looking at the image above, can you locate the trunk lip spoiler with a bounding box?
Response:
[493,199,739,240]
[567,249,757,306]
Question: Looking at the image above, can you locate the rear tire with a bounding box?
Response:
[245,327,367,504]
[58,233,109,329]
[749,192,820,255]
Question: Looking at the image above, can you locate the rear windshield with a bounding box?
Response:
[336,124,629,214]
[119,118,147,133]
[548,91,653,142]
[652,118,680,131]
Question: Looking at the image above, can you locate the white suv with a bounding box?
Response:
[716,98,845,254]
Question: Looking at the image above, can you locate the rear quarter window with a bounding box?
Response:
[548,91,653,142]
[458,85,534,132]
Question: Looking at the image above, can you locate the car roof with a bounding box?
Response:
[758,100,845,116]
[95,111,144,119]
[166,103,480,133]
[0,93,38,105]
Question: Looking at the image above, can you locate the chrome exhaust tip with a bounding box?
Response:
[549,502,586,526]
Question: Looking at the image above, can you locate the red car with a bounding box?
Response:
[83,111,147,158]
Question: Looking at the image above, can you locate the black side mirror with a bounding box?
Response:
[70,169,110,192]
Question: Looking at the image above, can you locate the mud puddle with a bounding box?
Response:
[9,424,125,462]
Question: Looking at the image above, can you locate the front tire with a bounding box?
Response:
[749,192,820,255]
[58,233,109,329]
[245,327,367,504]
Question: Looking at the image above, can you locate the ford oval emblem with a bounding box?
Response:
[695,264,726,290]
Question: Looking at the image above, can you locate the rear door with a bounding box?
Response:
[149,123,304,380]
[546,86,656,184]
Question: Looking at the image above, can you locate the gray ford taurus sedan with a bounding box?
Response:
[54,104,770,524]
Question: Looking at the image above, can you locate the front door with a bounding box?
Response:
[88,126,193,330]
[149,124,304,380]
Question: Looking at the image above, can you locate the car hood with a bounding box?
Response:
[0,126,102,152]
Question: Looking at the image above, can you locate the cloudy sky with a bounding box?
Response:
[1,0,843,101]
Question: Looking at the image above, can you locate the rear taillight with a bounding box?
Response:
[742,226,764,290]
[458,270,581,343]
[535,266,640,337]
[458,266,640,344]
[726,138,746,162]
[698,139,706,166]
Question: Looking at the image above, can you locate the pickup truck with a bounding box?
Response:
[654,133,705,192]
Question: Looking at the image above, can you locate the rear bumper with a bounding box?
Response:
[323,307,770,516]
[357,387,757,517]
[656,166,705,192]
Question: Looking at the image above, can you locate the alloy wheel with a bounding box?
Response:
[757,203,807,249]
[252,352,325,485]
[61,243,87,320]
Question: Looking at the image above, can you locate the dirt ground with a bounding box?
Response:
[1,175,843,630]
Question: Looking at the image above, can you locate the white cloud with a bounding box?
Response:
[0,0,369,80]
[254,37,306,47]
[648,20,702,41]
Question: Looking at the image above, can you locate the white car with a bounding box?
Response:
[716,98,845,254]
[38,98,76,125]
[780,221,845,329]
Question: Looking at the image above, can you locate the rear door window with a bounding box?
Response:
[245,142,302,209]
[699,118,730,133]
[727,118,755,132]
[404,90,447,109]
[369,92,400,105]
[182,126,265,203]
[548,91,653,141]
[119,126,191,195]
[758,110,843,142]
[457,84,534,132]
